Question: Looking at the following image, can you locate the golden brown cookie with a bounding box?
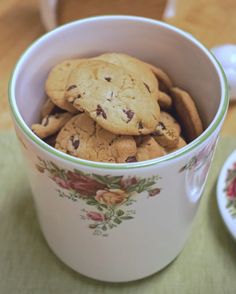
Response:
[160,111,181,136]
[165,136,187,153]
[55,113,137,163]
[153,113,179,148]
[31,112,73,139]
[65,60,160,135]
[170,87,203,142]
[45,59,85,113]
[136,136,166,161]
[96,53,159,98]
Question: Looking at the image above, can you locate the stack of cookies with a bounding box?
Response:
[31,53,203,163]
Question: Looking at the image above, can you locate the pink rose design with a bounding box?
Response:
[227,178,236,199]
[51,176,70,189]
[120,176,138,190]
[87,211,105,222]
[67,171,106,196]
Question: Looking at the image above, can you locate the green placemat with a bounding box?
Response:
[0,131,236,294]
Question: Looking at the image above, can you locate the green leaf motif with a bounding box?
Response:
[226,200,233,209]
[91,174,122,187]
[86,200,97,206]
[114,218,122,224]
[120,216,134,220]
[116,209,125,217]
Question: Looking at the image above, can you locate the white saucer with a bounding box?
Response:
[217,150,236,240]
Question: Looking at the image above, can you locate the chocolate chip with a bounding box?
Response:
[42,115,50,126]
[138,121,143,129]
[104,77,111,82]
[125,156,137,163]
[70,136,80,149]
[77,94,81,99]
[96,104,107,119]
[67,85,77,91]
[143,82,151,93]
[123,109,134,123]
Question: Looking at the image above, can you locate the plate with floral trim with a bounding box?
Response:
[217,150,236,240]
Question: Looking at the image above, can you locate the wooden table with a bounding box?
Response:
[1,0,236,136]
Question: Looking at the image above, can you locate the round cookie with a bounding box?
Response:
[165,136,187,153]
[153,123,179,149]
[65,60,160,135]
[45,59,85,113]
[170,87,203,142]
[95,53,159,98]
[152,111,180,149]
[31,112,73,139]
[160,111,181,135]
[136,136,166,161]
[55,113,137,163]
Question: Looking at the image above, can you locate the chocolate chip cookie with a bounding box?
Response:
[65,60,160,135]
[159,111,181,135]
[45,59,85,113]
[165,136,187,153]
[31,112,73,139]
[152,111,181,149]
[55,113,137,163]
[136,136,166,161]
[96,53,159,99]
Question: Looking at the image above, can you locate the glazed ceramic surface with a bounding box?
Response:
[9,16,228,282]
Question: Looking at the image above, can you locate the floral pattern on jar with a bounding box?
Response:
[35,157,161,236]
[224,162,236,218]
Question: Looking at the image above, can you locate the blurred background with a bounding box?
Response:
[0,0,236,134]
